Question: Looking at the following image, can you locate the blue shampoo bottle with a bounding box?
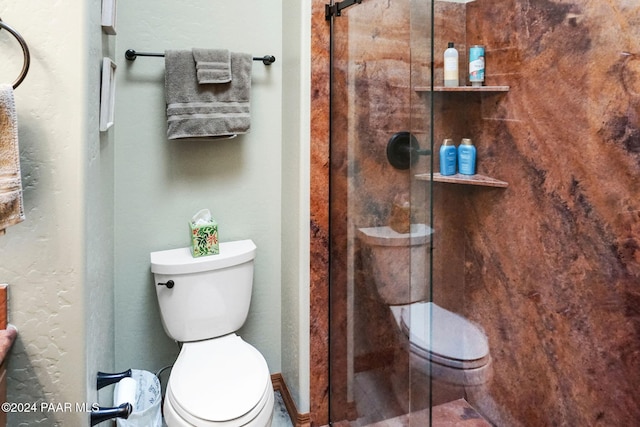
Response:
[458,138,476,175]
[439,139,457,176]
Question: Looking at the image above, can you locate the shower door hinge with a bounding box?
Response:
[325,0,363,20]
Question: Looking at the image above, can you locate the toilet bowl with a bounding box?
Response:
[151,240,274,427]
[390,302,491,386]
[357,225,491,394]
[163,335,274,427]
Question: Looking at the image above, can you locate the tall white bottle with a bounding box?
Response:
[444,42,459,87]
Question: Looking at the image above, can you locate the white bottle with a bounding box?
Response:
[444,42,459,87]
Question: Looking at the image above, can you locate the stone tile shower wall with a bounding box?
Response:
[311,0,640,426]
[457,1,640,425]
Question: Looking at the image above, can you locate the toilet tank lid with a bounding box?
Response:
[357,223,433,246]
[150,239,256,275]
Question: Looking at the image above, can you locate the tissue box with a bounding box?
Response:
[190,219,219,257]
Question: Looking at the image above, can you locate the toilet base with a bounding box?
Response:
[389,336,493,413]
[384,303,492,412]
[164,381,274,427]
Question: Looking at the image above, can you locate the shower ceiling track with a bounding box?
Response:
[325,0,363,20]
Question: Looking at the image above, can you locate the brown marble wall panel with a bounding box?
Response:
[310,1,330,425]
[455,1,640,426]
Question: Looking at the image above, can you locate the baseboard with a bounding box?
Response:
[271,373,312,427]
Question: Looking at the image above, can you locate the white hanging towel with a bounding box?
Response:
[0,84,24,234]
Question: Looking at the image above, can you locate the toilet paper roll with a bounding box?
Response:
[114,377,137,408]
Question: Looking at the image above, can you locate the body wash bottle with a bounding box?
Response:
[439,139,457,176]
[444,42,459,87]
[458,138,476,175]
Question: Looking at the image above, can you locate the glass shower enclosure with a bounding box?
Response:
[327,0,640,426]
[328,0,436,425]
[327,0,497,425]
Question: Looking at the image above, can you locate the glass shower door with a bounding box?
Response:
[328,0,435,425]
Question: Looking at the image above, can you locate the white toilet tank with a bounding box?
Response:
[358,224,433,305]
[150,239,257,342]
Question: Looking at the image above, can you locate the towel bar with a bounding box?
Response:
[0,18,30,89]
[125,49,276,65]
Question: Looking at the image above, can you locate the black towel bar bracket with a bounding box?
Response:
[0,17,30,89]
[125,49,276,65]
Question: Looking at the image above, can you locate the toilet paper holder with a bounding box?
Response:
[91,370,134,426]
[90,402,132,426]
[97,369,132,389]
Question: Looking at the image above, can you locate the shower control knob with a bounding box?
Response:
[157,280,175,289]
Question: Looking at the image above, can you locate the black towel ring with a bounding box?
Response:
[0,18,30,89]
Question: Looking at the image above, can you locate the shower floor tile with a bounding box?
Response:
[364,399,491,427]
[334,365,491,427]
[431,399,492,426]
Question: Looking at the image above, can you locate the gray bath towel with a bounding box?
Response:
[193,48,231,84]
[0,84,24,234]
[165,49,252,139]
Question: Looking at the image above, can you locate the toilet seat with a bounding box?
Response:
[165,382,273,427]
[392,302,490,369]
[165,334,273,426]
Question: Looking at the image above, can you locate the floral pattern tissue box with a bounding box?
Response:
[190,209,219,257]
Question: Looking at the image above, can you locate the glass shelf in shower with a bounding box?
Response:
[415,172,509,188]
[414,85,510,92]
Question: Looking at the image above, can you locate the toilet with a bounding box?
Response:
[150,239,274,427]
[357,225,491,403]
